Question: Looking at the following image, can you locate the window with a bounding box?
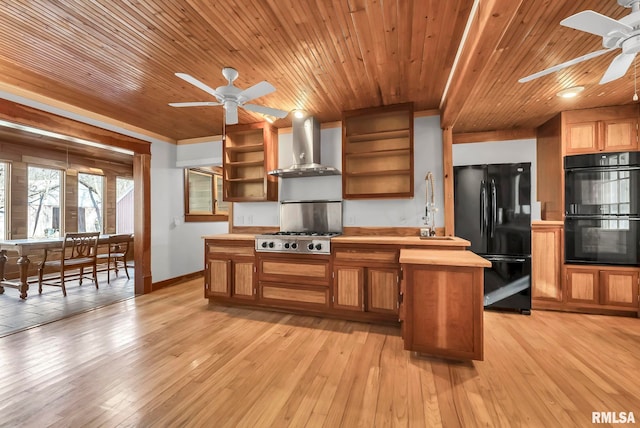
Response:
[78,172,104,233]
[28,166,62,238]
[116,177,134,233]
[184,167,228,222]
[0,162,9,240]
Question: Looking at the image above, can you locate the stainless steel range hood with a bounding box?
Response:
[268,115,340,178]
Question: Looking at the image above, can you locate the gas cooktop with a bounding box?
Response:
[261,231,342,237]
[255,231,341,255]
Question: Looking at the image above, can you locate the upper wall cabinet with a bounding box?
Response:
[563,105,639,155]
[342,103,414,199]
[223,122,278,202]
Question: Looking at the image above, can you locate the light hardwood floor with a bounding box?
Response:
[0,278,638,427]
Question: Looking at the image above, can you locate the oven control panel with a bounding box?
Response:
[255,237,331,255]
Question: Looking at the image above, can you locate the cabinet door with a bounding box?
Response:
[367,268,399,314]
[600,270,639,308]
[333,266,364,311]
[602,118,638,152]
[565,267,598,304]
[232,260,256,300]
[565,122,598,155]
[207,259,231,297]
[532,227,562,301]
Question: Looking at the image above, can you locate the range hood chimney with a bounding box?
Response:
[268,114,340,178]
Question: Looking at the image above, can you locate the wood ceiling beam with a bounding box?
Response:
[452,128,536,144]
[0,98,150,155]
[440,0,524,130]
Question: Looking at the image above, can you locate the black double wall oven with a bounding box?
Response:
[564,151,640,266]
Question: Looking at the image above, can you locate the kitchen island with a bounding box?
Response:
[203,234,491,360]
[399,249,492,361]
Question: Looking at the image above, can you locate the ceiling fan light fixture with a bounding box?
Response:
[556,86,585,98]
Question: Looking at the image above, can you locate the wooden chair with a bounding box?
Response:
[38,232,100,296]
[96,233,132,283]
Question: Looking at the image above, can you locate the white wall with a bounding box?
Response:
[176,138,223,168]
[151,141,228,282]
[452,139,540,220]
[233,115,446,229]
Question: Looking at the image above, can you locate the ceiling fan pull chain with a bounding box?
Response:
[634,56,638,101]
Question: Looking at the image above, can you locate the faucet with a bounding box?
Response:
[422,172,437,236]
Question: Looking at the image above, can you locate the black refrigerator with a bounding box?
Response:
[454,163,532,314]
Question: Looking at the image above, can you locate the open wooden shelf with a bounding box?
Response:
[344,169,412,177]
[223,122,278,202]
[224,177,265,183]
[346,129,410,142]
[224,143,265,153]
[225,159,265,167]
[342,103,414,199]
[344,148,410,157]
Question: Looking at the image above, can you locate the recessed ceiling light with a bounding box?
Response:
[556,86,584,98]
[294,110,306,118]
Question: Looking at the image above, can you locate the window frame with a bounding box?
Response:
[184,167,229,222]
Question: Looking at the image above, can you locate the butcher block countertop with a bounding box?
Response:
[202,234,255,241]
[399,249,491,268]
[332,235,470,247]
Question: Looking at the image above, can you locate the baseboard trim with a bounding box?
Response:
[152,270,203,291]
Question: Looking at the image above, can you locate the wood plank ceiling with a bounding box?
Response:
[0,0,638,142]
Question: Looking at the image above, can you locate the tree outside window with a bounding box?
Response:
[116,177,134,233]
[78,172,104,233]
[28,166,62,238]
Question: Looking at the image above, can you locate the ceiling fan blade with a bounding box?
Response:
[600,52,636,84]
[225,104,239,125]
[168,101,222,107]
[243,104,289,118]
[518,48,614,83]
[238,81,276,102]
[561,10,633,37]
[175,73,222,99]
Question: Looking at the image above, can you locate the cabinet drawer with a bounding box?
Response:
[334,249,398,264]
[208,245,254,257]
[261,283,329,306]
[260,259,330,283]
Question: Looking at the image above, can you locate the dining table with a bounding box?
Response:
[0,235,131,299]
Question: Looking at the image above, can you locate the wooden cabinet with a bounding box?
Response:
[257,253,331,309]
[531,222,563,306]
[223,122,278,201]
[565,267,599,305]
[565,265,639,311]
[332,245,400,319]
[563,106,638,155]
[342,103,413,199]
[205,239,256,300]
[367,268,400,314]
[399,249,490,361]
[600,270,639,308]
[333,266,364,311]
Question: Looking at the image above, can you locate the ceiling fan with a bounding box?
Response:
[519,0,640,85]
[169,67,289,125]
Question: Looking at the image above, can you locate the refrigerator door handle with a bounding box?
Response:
[480,180,486,236]
[490,179,497,238]
[484,255,528,263]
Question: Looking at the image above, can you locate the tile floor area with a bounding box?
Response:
[0,271,134,337]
